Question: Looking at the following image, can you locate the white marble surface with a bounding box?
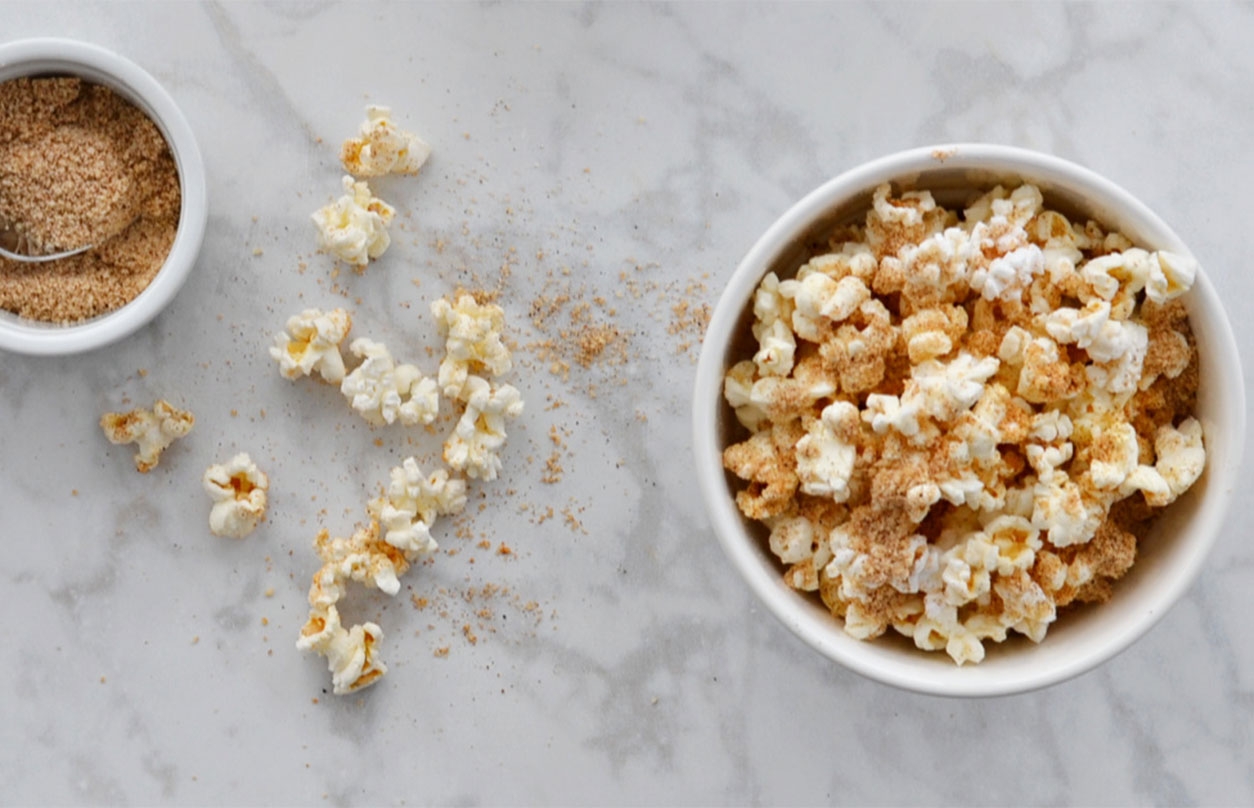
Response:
[2,2,1252,804]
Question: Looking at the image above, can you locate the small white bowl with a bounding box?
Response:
[693,144,1246,697]
[0,38,206,356]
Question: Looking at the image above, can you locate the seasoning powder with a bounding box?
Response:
[0,77,181,323]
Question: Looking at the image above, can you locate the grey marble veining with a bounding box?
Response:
[2,2,1252,805]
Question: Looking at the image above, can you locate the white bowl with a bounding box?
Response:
[0,38,206,356]
[693,143,1246,697]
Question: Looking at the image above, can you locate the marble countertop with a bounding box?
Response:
[3,2,1253,805]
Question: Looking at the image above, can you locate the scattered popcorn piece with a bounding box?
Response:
[100,400,194,473]
[270,308,353,383]
[431,294,513,400]
[340,105,431,177]
[367,458,467,555]
[297,604,387,695]
[723,182,1206,665]
[311,175,395,269]
[203,453,269,538]
[341,338,439,426]
[443,376,525,481]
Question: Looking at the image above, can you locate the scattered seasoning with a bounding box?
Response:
[0,77,181,323]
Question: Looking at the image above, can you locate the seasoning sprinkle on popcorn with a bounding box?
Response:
[340,105,431,178]
[290,292,525,695]
[722,182,1205,665]
[100,399,194,473]
[297,463,463,695]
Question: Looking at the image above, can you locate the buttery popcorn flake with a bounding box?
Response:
[341,105,432,177]
[297,604,387,695]
[368,457,467,555]
[311,175,395,269]
[270,307,353,384]
[340,338,440,426]
[100,399,194,473]
[203,453,269,538]
[431,294,513,400]
[443,376,524,481]
[723,182,1206,664]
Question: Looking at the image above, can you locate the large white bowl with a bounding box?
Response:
[0,38,207,355]
[693,144,1246,697]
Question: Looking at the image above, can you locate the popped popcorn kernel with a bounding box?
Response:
[203,452,269,538]
[723,182,1206,664]
[297,604,387,695]
[100,399,194,473]
[443,376,524,481]
[311,175,395,269]
[341,338,439,426]
[340,105,431,177]
[367,457,467,555]
[270,308,353,383]
[431,293,513,400]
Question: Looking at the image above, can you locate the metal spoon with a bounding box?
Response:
[0,220,92,262]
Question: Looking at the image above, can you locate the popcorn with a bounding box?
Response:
[297,520,407,694]
[443,376,525,481]
[970,244,1045,302]
[296,604,386,695]
[299,455,474,695]
[340,338,440,426]
[794,401,859,501]
[1147,251,1198,305]
[780,272,871,341]
[312,521,409,596]
[100,399,194,473]
[367,457,467,555]
[270,308,353,383]
[1123,418,1206,507]
[431,294,513,400]
[311,175,395,269]
[722,182,1206,664]
[750,272,796,377]
[340,105,431,177]
[292,285,523,695]
[202,453,269,538]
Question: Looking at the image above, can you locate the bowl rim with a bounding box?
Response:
[692,142,1247,697]
[0,37,207,356]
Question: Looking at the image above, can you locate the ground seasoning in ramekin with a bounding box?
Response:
[0,76,181,323]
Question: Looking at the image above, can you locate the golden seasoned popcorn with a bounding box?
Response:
[311,175,395,269]
[723,182,1207,664]
[296,604,387,695]
[443,376,524,481]
[298,458,471,695]
[203,453,269,538]
[100,399,194,473]
[340,105,432,177]
[367,457,467,555]
[340,338,440,426]
[270,307,353,384]
[294,289,525,694]
[431,293,513,400]
[297,520,406,695]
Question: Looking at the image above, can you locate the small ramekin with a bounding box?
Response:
[0,37,207,356]
[693,144,1245,697]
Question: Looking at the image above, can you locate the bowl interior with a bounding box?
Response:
[696,145,1246,696]
[0,40,205,354]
